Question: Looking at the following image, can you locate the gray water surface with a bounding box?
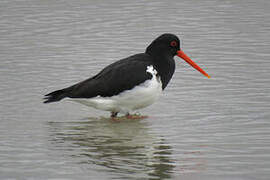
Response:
[1,0,270,179]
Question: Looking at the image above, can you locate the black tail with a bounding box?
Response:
[43,89,68,103]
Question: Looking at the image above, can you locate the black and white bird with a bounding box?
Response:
[44,33,210,118]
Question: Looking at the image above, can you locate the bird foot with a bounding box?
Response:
[125,114,148,119]
[109,112,148,122]
[110,117,121,122]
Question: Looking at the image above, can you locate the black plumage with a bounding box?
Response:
[44,33,180,103]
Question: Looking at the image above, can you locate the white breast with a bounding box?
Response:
[71,65,163,114]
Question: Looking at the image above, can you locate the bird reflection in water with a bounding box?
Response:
[48,117,175,179]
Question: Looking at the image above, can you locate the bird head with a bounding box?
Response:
[146,33,210,78]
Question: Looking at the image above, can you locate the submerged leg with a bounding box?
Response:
[125,113,148,119]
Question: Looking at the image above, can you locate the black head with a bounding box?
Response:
[146,33,180,57]
[145,33,211,78]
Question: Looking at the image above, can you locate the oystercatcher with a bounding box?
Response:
[44,33,210,118]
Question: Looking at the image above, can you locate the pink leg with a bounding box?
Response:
[125,113,148,119]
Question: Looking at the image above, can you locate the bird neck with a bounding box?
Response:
[151,54,176,90]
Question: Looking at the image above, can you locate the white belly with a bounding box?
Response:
[70,65,163,114]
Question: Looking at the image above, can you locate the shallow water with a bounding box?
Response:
[1,0,270,179]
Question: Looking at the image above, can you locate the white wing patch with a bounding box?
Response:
[146,65,158,76]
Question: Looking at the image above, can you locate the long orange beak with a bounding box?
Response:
[177,50,210,78]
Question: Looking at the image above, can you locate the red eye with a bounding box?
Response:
[170,41,177,47]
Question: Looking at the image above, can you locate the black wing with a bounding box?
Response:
[44,53,153,103]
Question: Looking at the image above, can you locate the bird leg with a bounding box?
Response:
[111,112,118,118]
[125,113,148,119]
